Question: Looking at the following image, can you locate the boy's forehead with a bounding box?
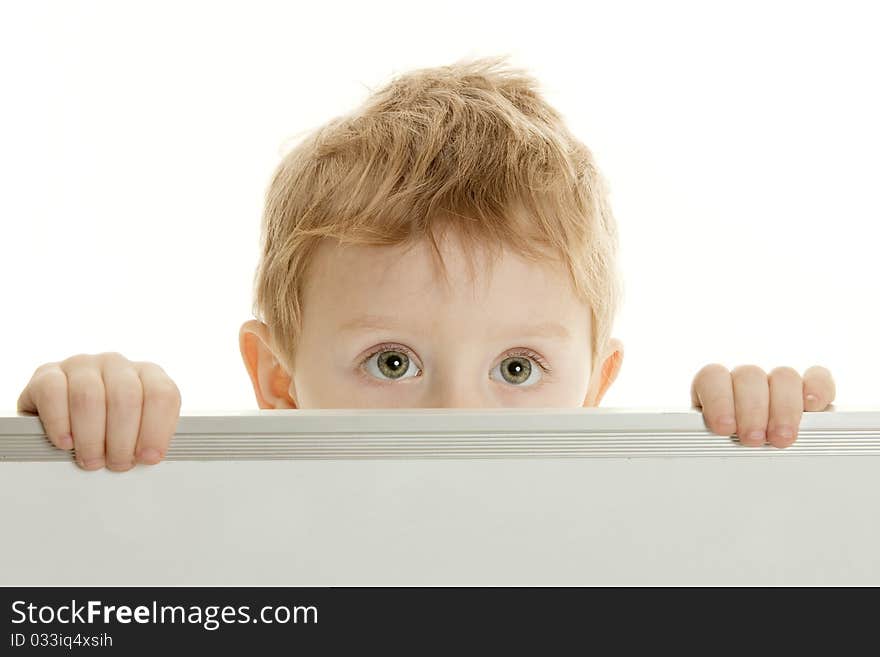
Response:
[302,234,588,338]
[307,233,571,303]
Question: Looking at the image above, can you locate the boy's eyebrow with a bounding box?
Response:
[338,314,572,341]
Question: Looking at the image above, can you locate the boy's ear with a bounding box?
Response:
[239,320,298,409]
[582,338,624,407]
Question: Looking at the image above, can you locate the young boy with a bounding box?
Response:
[16,55,836,471]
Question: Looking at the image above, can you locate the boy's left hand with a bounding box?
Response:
[691,364,836,448]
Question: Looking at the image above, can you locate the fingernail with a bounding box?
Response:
[58,434,73,449]
[137,448,161,464]
[718,415,736,431]
[746,430,766,444]
[775,425,794,440]
[82,457,105,469]
[806,394,818,404]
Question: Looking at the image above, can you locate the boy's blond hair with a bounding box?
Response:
[251,54,623,376]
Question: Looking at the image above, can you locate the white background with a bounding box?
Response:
[2,0,877,412]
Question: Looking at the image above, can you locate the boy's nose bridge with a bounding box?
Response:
[422,364,493,409]
[429,387,489,409]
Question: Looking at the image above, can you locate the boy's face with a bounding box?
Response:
[240,227,623,409]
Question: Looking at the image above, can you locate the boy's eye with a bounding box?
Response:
[365,349,420,381]
[491,356,540,386]
[361,347,545,387]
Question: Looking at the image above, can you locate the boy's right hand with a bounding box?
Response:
[16,352,181,471]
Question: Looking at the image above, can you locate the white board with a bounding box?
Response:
[2,406,879,585]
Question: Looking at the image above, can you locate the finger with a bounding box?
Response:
[691,363,737,436]
[64,359,107,470]
[767,366,803,448]
[731,364,770,447]
[17,364,74,450]
[134,363,181,465]
[102,356,144,472]
[803,365,836,411]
